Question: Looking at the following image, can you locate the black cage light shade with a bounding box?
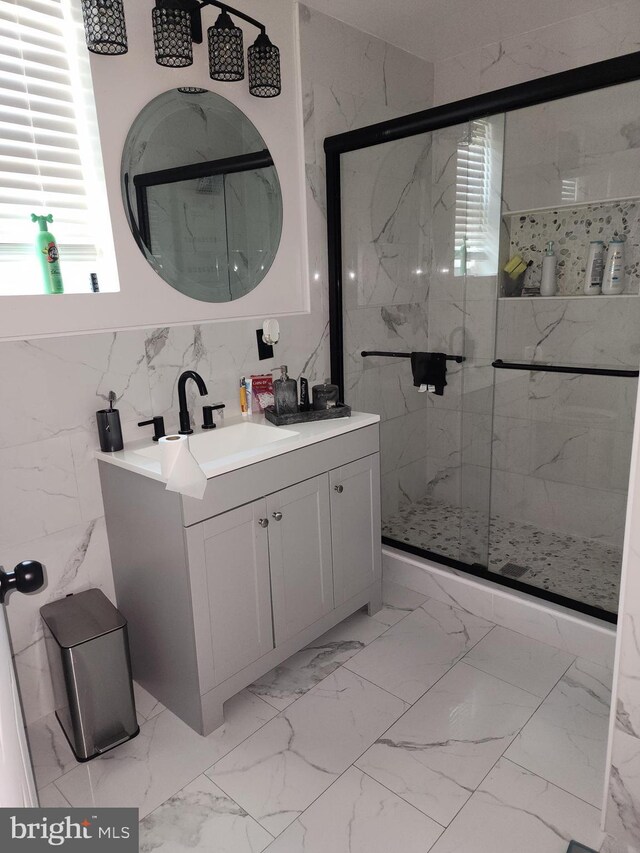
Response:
[152,4,194,67]
[81,0,128,55]
[208,10,244,81]
[248,31,281,98]
[80,0,282,98]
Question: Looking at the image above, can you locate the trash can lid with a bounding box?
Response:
[40,588,126,649]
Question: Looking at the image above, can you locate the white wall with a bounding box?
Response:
[1,0,309,339]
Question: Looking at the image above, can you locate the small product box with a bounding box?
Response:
[250,374,274,413]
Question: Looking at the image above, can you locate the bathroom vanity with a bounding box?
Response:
[98,413,381,736]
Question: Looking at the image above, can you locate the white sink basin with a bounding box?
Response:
[136,421,299,467]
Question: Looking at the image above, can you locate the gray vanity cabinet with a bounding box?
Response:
[267,475,334,644]
[330,455,381,606]
[100,423,382,736]
[185,499,274,692]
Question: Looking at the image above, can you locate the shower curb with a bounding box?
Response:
[383,546,615,669]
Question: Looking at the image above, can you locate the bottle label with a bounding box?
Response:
[46,242,59,263]
[590,257,603,284]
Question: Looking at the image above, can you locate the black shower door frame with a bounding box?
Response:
[324,51,640,625]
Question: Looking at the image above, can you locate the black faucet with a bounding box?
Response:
[178,370,208,435]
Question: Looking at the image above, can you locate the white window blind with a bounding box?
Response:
[454,119,494,276]
[0,0,116,293]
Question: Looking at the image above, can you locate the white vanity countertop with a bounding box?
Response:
[95,411,380,483]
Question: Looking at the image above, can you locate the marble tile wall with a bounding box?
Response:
[329,53,435,523]
[433,0,640,106]
[0,5,433,726]
[501,80,640,215]
[604,381,640,851]
[342,113,502,553]
[491,295,640,547]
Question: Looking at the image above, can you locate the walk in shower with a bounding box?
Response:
[326,56,640,620]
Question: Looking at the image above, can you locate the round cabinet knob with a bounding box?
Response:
[272,511,283,521]
[258,518,269,528]
[334,484,344,493]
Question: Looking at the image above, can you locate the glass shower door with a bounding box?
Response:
[339,117,502,569]
[334,74,640,619]
[487,80,640,616]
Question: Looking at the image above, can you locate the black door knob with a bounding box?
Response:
[0,560,44,604]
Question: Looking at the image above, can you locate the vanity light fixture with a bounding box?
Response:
[208,9,244,81]
[81,0,128,55]
[247,30,281,98]
[82,0,281,98]
[152,0,195,67]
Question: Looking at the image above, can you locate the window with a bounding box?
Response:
[0,0,117,295]
[454,117,502,277]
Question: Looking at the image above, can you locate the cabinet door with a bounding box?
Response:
[267,476,334,644]
[200,499,274,685]
[330,454,381,606]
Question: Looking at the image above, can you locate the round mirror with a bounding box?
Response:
[121,88,283,302]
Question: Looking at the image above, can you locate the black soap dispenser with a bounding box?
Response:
[273,365,299,416]
[96,391,124,452]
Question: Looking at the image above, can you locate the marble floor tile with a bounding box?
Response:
[38,783,70,807]
[26,711,78,790]
[463,625,575,697]
[265,766,442,853]
[356,661,539,826]
[247,610,387,712]
[429,758,605,853]
[505,658,612,807]
[55,690,277,819]
[371,580,428,627]
[344,597,493,702]
[139,774,272,853]
[133,682,166,722]
[207,667,408,837]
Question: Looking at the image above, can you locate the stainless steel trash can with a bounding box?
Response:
[41,588,139,761]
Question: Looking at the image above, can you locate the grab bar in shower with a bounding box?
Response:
[492,359,639,378]
[361,350,465,363]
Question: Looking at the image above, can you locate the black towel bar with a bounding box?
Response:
[492,359,639,378]
[361,350,465,363]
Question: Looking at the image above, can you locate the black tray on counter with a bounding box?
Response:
[264,403,351,426]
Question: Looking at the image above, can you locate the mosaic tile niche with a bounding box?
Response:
[503,199,640,296]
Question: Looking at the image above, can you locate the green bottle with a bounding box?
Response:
[31,213,64,294]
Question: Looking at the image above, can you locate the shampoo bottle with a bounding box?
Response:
[584,241,604,295]
[31,213,63,294]
[540,241,557,296]
[273,366,299,416]
[602,238,626,295]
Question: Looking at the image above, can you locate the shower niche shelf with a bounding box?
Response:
[500,198,640,298]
